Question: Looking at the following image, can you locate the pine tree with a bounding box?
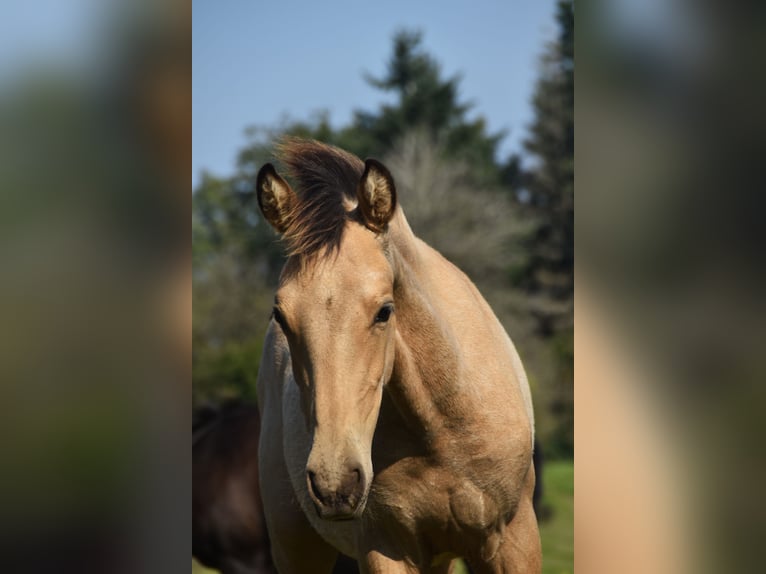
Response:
[350,30,505,183]
[518,0,574,457]
[520,0,574,336]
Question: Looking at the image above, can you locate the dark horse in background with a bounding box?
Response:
[193,402,274,574]
[193,402,359,574]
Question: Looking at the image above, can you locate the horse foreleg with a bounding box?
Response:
[264,500,339,574]
[468,469,542,574]
[359,550,419,574]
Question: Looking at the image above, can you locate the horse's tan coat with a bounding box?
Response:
[256,143,540,573]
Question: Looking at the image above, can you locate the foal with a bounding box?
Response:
[256,140,540,573]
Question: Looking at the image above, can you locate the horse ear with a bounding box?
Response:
[357,159,397,232]
[256,163,295,234]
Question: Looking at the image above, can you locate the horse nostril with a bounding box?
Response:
[307,466,365,513]
[307,470,323,502]
[339,467,363,497]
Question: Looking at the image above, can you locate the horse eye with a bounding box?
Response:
[272,307,285,327]
[374,304,393,324]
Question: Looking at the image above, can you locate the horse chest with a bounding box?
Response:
[365,459,511,559]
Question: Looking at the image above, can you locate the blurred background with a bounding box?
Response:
[1,0,190,572]
[576,2,766,573]
[192,1,572,573]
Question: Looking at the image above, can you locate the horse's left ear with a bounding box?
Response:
[357,159,397,232]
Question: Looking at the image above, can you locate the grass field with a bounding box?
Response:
[192,559,215,574]
[539,459,574,574]
[193,460,573,574]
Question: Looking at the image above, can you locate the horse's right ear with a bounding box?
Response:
[256,163,296,234]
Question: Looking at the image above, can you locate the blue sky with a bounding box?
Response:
[193,0,557,187]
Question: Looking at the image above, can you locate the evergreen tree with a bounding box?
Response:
[517,0,574,457]
[520,0,574,335]
[349,30,505,183]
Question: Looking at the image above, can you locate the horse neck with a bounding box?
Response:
[384,214,472,440]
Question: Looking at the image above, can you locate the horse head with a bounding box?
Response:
[256,149,398,520]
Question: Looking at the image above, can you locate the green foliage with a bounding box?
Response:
[192,172,285,406]
[193,337,263,404]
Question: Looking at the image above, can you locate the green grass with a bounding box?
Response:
[192,559,216,574]
[193,460,574,574]
[539,459,574,574]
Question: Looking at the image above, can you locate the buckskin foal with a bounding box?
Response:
[255,139,540,574]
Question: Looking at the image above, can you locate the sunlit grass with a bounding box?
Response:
[192,559,217,574]
[540,459,574,574]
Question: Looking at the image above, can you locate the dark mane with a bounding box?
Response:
[275,137,364,262]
